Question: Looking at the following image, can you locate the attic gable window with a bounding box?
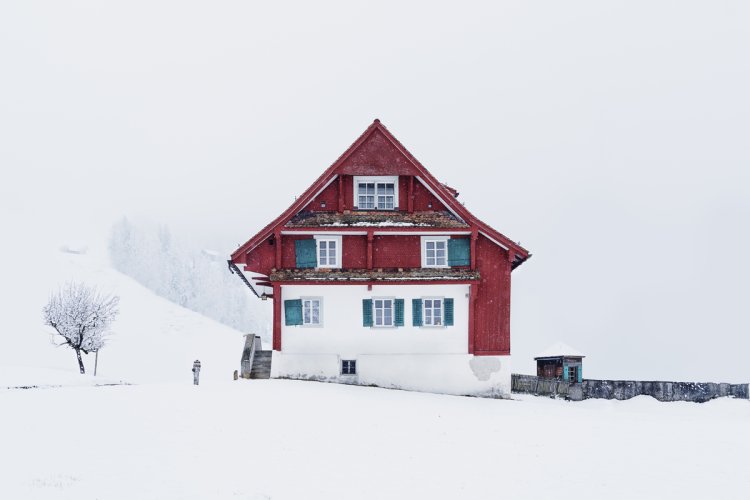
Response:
[353,176,398,210]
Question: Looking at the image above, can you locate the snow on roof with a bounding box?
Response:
[270,268,480,282]
[286,210,469,228]
[534,341,585,359]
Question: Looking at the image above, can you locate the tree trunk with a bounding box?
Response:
[75,348,85,374]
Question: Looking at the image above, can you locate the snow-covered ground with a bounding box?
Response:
[1,380,748,500]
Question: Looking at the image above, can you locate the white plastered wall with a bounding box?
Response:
[272,283,511,397]
[281,284,469,355]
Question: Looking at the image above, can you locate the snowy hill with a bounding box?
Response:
[0,209,246,386]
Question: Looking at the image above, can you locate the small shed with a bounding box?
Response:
[535,342,585,383]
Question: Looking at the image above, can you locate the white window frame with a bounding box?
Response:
[421,297,444,327]
[421,236,449,268]
[301,297,323,327]
[314,235,342,268]
[353,176,399,210]
[372,297,395,328]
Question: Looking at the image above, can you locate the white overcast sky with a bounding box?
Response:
[1,1,748,381]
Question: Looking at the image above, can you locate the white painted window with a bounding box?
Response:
[353,176,398,210]
[302,298,322,326]
[341,359,357,375]
[421,236,449,268]
[423,298,443,326]
[373,298,394,327]
[314,235,342,268]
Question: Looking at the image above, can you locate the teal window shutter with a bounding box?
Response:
[412,299,422,326]
[448,238,470,266]
[394,299,404,326]
[562,365,569,381]
[284,299,302,326]
[578,367,583,383]
[295,239,317,268]
[362,299,373,327]
[444,298,454,326]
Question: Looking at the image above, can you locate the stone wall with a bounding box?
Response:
[511,374,749,403]
[581,379,748,403]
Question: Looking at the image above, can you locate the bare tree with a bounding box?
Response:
[42,282,120,374]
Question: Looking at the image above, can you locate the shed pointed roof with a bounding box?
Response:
[230,119,530,267]
[534,342,585,359]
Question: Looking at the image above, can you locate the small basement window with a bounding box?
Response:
[341,359,357,375]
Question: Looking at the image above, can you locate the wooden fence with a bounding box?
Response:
[512,373,576,398]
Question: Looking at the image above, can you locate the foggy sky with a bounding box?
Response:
[2,1,748,381]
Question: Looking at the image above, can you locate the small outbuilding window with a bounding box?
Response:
[341,359,357,375]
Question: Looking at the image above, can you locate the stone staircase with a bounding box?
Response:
[249,351,272,379]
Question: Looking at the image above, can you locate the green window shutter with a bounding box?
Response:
[562,365,569,382]
[394,299,404,327]
[577,367,583,383]
[295,239,317,268]
[412,299,422,327]
[362,299,373,327]
[284,299,302,326]
[444,298,454,326]
[448,238,470,266]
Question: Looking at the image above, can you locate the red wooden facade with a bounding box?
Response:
[230,120,530,355]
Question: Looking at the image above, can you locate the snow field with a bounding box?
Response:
[1,380,748,500]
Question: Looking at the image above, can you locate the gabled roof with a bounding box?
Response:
[231,120,530,267]
[534,342,585,359]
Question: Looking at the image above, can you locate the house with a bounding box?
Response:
[228,119,530,396]
[534,342,585,383]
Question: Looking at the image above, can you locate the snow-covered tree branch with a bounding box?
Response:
[42,282,120,374]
